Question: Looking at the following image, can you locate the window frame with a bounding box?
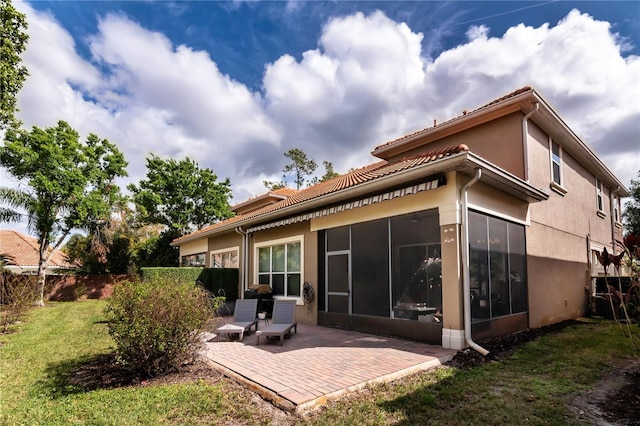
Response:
[549,139,566,195]
[181,252,206,267]
[210,246,239,269]
[596,178,607,218]
[612,193,620,224]
[254,235,304,301]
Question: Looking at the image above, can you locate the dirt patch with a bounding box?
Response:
[447,320,640,426]
[569,362,640,426]
[448,320,580,368]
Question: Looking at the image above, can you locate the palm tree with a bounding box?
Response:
[0,187,60,306]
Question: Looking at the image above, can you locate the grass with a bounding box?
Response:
[1,302,637,425]
[0,301,270,425]
[303,319,639,425]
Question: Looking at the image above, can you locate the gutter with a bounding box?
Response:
[235,226,249,293]
[521,103,539,182]
[174,152,548,246]
[460,168,490,356]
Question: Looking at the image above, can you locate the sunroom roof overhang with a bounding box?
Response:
[246,176,445,233]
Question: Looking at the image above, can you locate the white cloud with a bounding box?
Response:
[7,2,639,219]
[466,24,490,41]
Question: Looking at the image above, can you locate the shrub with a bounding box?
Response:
[1,274,38,333]
[103,278,220,377]
[140,267,240,301]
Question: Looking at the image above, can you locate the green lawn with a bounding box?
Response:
[1,301,637,425]
[0,301,265,425]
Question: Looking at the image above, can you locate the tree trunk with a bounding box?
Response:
[35,257,47,307]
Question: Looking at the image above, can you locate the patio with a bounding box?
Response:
[201,322,456,413]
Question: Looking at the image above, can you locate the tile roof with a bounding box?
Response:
[373,86,533,152]
[0,230,73,268]
[270,187,299,197]
[174,144,468,244]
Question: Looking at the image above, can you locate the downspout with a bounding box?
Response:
[461,168,490,356]
[522,103,539,182]
[610,186,621,254]
[235,227,249,294]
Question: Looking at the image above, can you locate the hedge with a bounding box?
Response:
[140,267,239,301]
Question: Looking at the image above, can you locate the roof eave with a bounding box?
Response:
[372,89,534,159]
[173,152,548,246]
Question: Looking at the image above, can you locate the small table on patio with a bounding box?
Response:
[215,323,247,342]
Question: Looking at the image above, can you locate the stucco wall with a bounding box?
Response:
[179,239,208,258]
[525,121,619,325]
[249,221,318,325]
[395,112,525,180]
[527,121,614,247]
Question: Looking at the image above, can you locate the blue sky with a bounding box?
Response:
[4,0,640,226]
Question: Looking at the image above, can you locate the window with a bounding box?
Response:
[613,194,620,223]
[550,140,563,187]
[211,247,239,268]
[468,211,528,322]
[181,252,205,267]
[256,236,302,298]
[596,178,604,212]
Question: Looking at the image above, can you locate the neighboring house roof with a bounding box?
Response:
[0,230,73,269]
[232,187,299,215]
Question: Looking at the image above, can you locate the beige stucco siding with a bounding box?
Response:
[467,182,530,224]
[526,222,589,327]
[311,173,458,231]
[527,121,613,247]
[179,239,208,258]
[249,221,318,325]
[394,113,525,180]
[207,232,243,265]
[525,122,618,327]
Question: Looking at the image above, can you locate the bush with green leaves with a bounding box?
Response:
[104,278,220,377]
[1,274,37,333]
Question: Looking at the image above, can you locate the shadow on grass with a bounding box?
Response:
[33,353,139,399]
[376,369,469,426]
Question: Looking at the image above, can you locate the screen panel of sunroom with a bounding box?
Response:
[323,209,442,322]
[468,210,527,322]
[391,210,442,321]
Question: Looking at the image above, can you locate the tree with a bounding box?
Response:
[262,179,287,191]
[0,120,128,305]
[0,0,29,130]
[316,160,340,184]
[283,148,317,190]
[624,170,640,237]
[263,149,341,191]
[131,228,181,268]
[128,155,233,236]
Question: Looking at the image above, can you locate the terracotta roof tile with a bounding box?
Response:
[0,230,73,268]
[270,187,299,197]
[174,144,468,243]
[373,86,533,152]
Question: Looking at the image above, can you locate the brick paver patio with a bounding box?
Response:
[201,322,456,412]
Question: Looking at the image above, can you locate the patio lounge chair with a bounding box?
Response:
[215,298,258,341]
[256,299,297,345]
